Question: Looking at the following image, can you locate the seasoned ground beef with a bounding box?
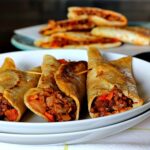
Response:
[74,9,123,21]
[29,88,77,122]
[0,93,18,121]
[91,86,133,117]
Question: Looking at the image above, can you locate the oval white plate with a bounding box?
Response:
[0,109,150,145]
[0,49,150,134]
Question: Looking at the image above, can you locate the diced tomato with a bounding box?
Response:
[28,95,38,101]
[51,42,59,48]
[97,91,114,101]
[5,109,18,121]
[58,59,68,64]
[45,112,55,122]
[97,94,107,101]
[106,91,114,100]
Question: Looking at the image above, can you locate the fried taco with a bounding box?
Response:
[24,55,87,122]
[0,58,40,121]
[87,47,144,118]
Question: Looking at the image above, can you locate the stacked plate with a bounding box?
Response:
[0,50,150,145]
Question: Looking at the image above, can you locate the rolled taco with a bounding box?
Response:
[0,58,40,121]
[87,47,143,118]
[24,55,87,122]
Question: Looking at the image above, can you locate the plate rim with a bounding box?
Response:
[0,109,150,137]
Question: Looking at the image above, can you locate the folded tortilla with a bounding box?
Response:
[68,7,128,27]
[35,31,121,49]
[40,18,95,36]
[24,55,87,122]
[0,58,40,121]
[55,60,87,120]
[87,47,144,118]
[91,26,150,45]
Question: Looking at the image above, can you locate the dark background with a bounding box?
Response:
[0,0,150,53]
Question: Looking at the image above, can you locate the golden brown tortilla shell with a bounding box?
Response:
[0,57,16,71]
[91,26,150,45]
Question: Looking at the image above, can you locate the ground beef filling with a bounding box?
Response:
[29,88,77,122]
[57,19,94,28]
[74,9,123,22]
[0,93,18,121]
[44,37,119,48]
[91,87,133,117]
[41,19,94,34]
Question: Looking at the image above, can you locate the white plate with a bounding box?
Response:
[0,50,150,134]
[1,109,150,145]
[14,24,45,40]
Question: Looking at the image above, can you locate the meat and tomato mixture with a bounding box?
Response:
[51,19,95,29]
[40,19,95,35]
[40,36,119,48]
[28,88,77,122]
[0,93,18,121]
[73,8,124,22]
[91,86,133,117]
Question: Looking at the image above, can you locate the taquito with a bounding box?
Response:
[24,55,87,122]
[0,58,40,121]
[87,47,143,118]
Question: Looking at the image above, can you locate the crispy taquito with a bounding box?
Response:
[0,58,40,121]
[91,26,150,45]
[68,7,128,27]
[40,19,95,36]
[87,47,143,118]
[24,55,87,122]
[35,32,121,49]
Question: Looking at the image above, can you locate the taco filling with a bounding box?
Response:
[90,86,133,117]
[0,93,18,121]
[28,88,77,122]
